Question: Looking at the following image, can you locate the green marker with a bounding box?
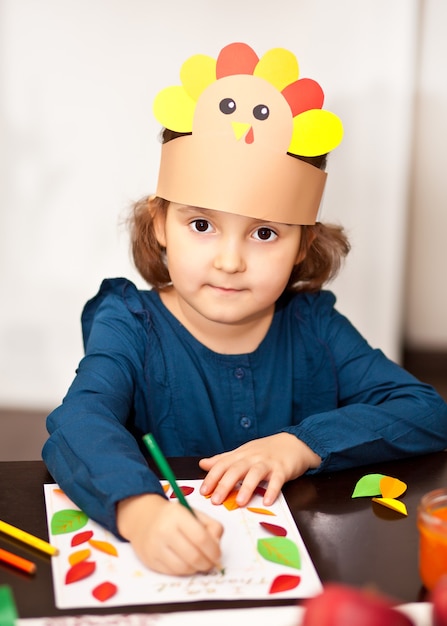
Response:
[142,432,224,574]
[142,433,196,516]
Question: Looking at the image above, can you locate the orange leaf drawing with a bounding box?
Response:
[92,581,118,602]
[65,560,96,584]
[88,539,118,556]
[68,549,91,566]
[269,574,301,594]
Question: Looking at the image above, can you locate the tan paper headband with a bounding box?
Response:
[153,43,343,225]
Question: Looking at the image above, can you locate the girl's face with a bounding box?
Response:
[153,202,303,350]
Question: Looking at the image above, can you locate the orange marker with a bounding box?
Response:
[0,547,36,575]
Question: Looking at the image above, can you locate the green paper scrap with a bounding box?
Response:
[51,509,89,535]
[351,474,387,498]
[0,586,18,626]
[257,537,301,570]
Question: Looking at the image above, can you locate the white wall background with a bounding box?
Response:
[0,0,445,411]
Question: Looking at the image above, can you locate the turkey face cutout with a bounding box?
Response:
[192,75,293,152]
[154,43,342,225]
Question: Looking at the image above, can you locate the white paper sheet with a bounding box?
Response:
[44,481,321,610]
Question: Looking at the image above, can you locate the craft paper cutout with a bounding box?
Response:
[51,510,89,535]
[260,522,287,537]
[222,489,241,511]
[65,561,96,584]
[154,42,343,225]
[269,574,301,594]
[88,539,118,557]
[68,549,91,566]
[372,497,408,516]
[44,481,321,609]
[169,485,194,499]
[352,473,408,516]
[92,582,118,603]
[380,476,407,499]
[257,537,301,569]
[351,474,386,498]
[247,507,275,516]
[71,530,94,546]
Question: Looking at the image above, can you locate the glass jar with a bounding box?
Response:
[418,488,447,590]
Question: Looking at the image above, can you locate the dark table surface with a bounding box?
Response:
[1,453,446,618]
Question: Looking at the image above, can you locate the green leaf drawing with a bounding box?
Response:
[257,537,301,570]
[351,473,386,498]
[51,509,89,535]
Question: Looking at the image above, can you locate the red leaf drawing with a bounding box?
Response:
[260,521,287,537]
[65,560,96,584]
[268,574,301,594]
[170,485,194,499]
[254,486,267,497]
[71,530,94,547]
[92,581,118,602]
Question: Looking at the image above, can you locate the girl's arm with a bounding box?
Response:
[42,282,165,536]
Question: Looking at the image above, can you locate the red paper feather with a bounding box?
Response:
[282,79,324,116]
[216,42,259,79]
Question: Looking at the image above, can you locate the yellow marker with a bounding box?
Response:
[0,519,59,556]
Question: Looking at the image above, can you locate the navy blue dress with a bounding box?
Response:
[42,278,447,535]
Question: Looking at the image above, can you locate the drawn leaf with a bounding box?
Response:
[268,574,301,594]
[380,476,407,499]
[71,530,94,546]
[260,521,287,536]
[351,474,386,498]
[68,549,91,566]
[92,581,118,602]
[169,485,194,499]
[247,507,275,516]
[254,486,267,497]
[51,510,89,535]
[88,539,118,556]
[257,537,301,569]
[65,560,96,584]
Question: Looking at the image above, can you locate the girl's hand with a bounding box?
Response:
[199,433,321,507]
[116,493,223,575]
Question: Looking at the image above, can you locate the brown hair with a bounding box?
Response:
[129,130,350,293]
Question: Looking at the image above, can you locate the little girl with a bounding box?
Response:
[42,43,447,577]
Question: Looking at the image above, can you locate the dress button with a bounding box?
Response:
[234,367,245,379]
[240,416,251,428]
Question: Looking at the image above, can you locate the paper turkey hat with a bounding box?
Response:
[153,42,343,225]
